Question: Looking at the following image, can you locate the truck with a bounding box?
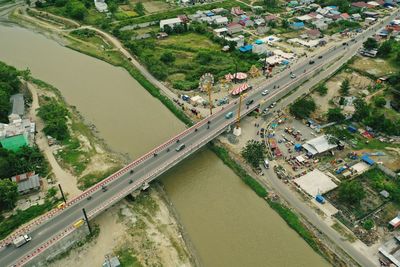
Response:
[13,234,32,248]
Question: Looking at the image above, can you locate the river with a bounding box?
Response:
[0,23,329,267]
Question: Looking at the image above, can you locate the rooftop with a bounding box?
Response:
[10,94,24,116]
[294,169,338,197]
[302,135,337,155]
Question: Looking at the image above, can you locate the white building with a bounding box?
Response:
[160,18,182,30]
[94,0,108,13]
[303,135,337,156]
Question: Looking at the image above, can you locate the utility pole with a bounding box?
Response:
[233,91,243,137]
[205,82,213,115]
[82,208,92,236]
[234,63,238,84]
[58,184,66,203]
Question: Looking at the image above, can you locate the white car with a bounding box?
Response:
[290,73,296,79]
[261,89,269,96]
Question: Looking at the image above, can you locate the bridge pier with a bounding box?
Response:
[233,126,242,137]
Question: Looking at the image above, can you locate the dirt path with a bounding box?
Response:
[28,82,82,198]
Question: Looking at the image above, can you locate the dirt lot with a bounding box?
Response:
[350,56,398,77]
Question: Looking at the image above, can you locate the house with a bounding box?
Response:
[213,27,228,36]
[9,94,24,118]
[231,6,244,16]
[212,8,227,14]
[160,18,182,30]
[364,11,379,17]
[340,13,351,20]
[227,22,243,35]
[367,1,381,8]
[103,256,121,267]
[365,17,377,24]
[352,13,362,20]
[239,19,254,27]
[302,135,338,156]
[352,1,369,8]
[312,20,328,30]
[225,35,245,48]
[265,14,278,22]
[297,15,313,22]
[288,0,299,7]
[94,0,108,13]
[290,22,305,30]
[0,133,29,151]
[178,15,189,23]
[306,29,321,39]
[11,172,41,194]
[213,16,228,25]
[254,18,265,26]
[239,45,253,53]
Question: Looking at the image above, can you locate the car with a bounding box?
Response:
[262,108,269,114]
[342,42,347,46]
[176,143,186,152]
[318,55,323,59]
[269,102,276,108]
[102,185,107,192]
[261,89,269,96]
[309,60,315,65]
[246,99,254,106]
[290,73,296,79]
[225,111,234,119]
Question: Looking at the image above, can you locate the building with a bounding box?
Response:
[103,256,121,267]
[94,0,108,12]
[231,6,244,16]
[290,22,305,30]
[11,172,41,194]
[213,16,228,25]
[225,35,245,48]
[0,133,29,151]
[213,27,228,36]
[227,22,243,35]
[306,29,321,39]
[159,18,182,30]
[302,135,338,156]
[312,20,328,30]
[352,13,362,20]
[10,94,24,118]
[379,236,400,266]
[293,169,338,197]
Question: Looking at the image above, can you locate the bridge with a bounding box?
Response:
[0,10,398,266]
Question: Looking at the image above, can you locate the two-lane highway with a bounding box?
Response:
[1,9,399,266]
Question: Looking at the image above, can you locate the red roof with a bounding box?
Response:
[265,14,278,21]
[306,29,321,37]
[352,2,369,8]
[227,22,241,28]
[341,13,350,19]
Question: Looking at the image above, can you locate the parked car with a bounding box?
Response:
[318,55,323,59]
[309,60,315,65]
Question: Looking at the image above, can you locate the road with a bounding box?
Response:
[1,9,398,267]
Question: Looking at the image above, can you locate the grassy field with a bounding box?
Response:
[350,56,398,77]
[128,32,260,90]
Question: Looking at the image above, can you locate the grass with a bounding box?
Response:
[117,248,143,267]
[78,165,123,190]
[0,200,55,240]
[332,222,356,242]
[128,32,260,90]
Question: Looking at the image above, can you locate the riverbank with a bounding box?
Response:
[3,4,344,267]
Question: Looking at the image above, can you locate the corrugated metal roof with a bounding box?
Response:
[10,94,24,116]
[14,174,40,193]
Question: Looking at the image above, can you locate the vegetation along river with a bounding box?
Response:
[0,23,329,267]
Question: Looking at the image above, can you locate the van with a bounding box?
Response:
[263,159,269,169]
[176,144,186,152]
[225,111,234,119]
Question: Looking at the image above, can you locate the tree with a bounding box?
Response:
[0,90,11,123]
[264,0,278,7]
[327,108,345,122]
[378,40,392,57]
[289,98,316,119]
[338,180,365,205]
[37,99,70,141]
[316,84,328,96]
[196,52,213,65]
[282,19,289,28]
[353,98,369,122]
[363,219,374,231]
[0,179,18,210]
[241,140,266,169]
[65,0,87,20]
[340,78,350,96]
[374,96,386,108]
[363,38,378,50]
[134,2,145,16]
[160,52,176,64]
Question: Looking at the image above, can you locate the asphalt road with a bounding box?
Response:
[1,9,399,267]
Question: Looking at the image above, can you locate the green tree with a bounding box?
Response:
[196,52,213,65]
[37,99,70,141]
[0,179,18,210]
[241,140,266,169]
[353,98,369,122]
[378,40,392,57]
[363,38,379,50]
[340,78,350,96]
[374,96,386,108]
[65,0,87,20]
[327,108,345,122]
[160,52,176,64]
[0,90,11,123]
[134,2,145,16]
[289,98,316,119]
[316,84,328,96]
[338,180,365,205]
[264,0,278,7]
[363,219,374,231]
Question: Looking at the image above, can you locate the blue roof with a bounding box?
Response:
[292,22,304,27]
[330,10,341,15]
[239,45,253,52]
[206,12,215,16]
[255,39,263,44]
[295,144,302,148]
[361,155,375,165]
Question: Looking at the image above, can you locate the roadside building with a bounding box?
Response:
[290,22,305,30]
[159,18,182,30]
[302,135,338,156]
[11,172,41,194]
[94,0,108,12]
[227,22,243,35]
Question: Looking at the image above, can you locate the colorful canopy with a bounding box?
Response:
[234,72,248,80]
[225,73,235,81]
[231,83,250,95]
